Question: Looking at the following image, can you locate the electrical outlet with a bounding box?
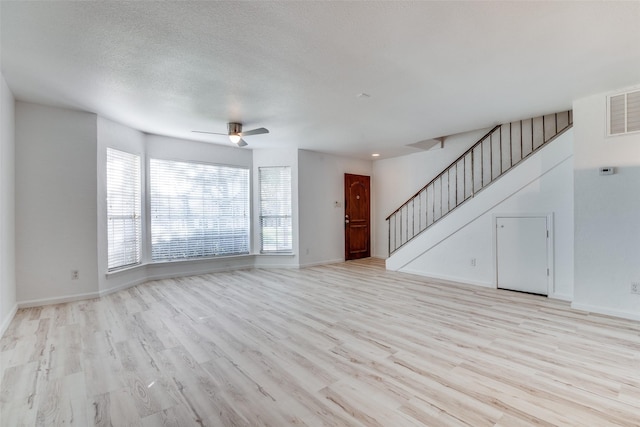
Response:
[71,270,79,280]
[631,283,640,294]
[470,258,476,267]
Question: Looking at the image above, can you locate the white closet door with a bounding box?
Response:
[496,216,548,295]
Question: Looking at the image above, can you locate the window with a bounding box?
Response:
[608,89,640,135]
[259,166,292,253]
[150,159,250,261]
[106,148,142,270]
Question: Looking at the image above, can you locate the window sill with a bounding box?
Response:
[258,252,295,257]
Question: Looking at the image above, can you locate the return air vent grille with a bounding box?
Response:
[608,89,640,135]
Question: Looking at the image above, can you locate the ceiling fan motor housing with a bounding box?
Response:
[228,122,242,135]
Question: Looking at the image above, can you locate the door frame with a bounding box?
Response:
[492,213,554,296]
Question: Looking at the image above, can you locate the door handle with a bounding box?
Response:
[345,219,349,224]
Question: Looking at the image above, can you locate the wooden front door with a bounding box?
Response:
[344,173,370,260]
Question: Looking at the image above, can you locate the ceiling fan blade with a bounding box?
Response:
[236,139,248,147]
[240,127,269,137]
[191,130,228,136]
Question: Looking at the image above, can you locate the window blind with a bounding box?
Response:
[106,148,142,270]
[150,159,250,261]
[259,166,292,253]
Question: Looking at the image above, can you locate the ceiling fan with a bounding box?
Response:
[192,122,269,147]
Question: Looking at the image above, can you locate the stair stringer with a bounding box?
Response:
[386,128,574,278]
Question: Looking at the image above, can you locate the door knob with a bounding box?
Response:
[345,219,350,224]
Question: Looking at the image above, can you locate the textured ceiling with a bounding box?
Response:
[2,1,639,159]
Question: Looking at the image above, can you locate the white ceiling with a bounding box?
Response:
[2,1,639,160]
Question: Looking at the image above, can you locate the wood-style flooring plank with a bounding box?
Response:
[2,258,640,426]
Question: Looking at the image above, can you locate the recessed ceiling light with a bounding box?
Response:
[357,92,371,98]
[371,153,380,157]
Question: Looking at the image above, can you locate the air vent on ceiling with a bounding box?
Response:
[608,89,640,136]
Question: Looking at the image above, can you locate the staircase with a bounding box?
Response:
[386,111,573,254]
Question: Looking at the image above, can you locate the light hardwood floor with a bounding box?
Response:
[1,258,639,426]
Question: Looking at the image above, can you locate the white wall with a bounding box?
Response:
[13,109,258,303]
[573,85,640,320]
[253,148,300,268]
[387,130,575,300]
[298,150,372,266]
[372,128,490,258]
[0,74,17,336]
[145,134,252,170]
[15,102,98,305]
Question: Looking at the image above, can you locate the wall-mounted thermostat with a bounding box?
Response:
[599,167,615,175]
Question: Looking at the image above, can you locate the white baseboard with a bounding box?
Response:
[17,291,100,309]
[571,302,640,322]
[15,264,257,309]
[1,303,18,338]
[549,293,573,302]
[98,278,149,298]
[400,268,494,289]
